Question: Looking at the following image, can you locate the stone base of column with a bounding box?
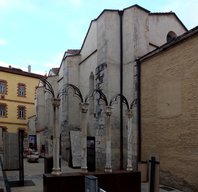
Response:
[126,166,133,171]
[51,168,62,176]
[80,167,88,174]
[105,166,112,173]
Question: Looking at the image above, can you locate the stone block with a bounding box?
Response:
[96,152,106,170]
[96,78,100,85]
[94,123,99,129]
[99,77,103,83]
[96,141,105,149]
[111,153,120,170]
[96,136,102,142]
[98,105,103,111]
[102,62,107,68]
[98,128,106,136]
[96,105,101,113]
[100,70,104,77]
[99,116,105,125]
[95,67,99,75]
[99,83,104,90]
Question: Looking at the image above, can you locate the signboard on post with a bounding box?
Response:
[87,136,95,172]
[3,132,19,170]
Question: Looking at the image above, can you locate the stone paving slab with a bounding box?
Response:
[0,154,183,192]
[141,182,183,192]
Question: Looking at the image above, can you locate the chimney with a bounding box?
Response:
[28,65,31,73]
[9,65,12,69]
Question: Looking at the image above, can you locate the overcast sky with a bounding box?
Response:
[0,0,197,75]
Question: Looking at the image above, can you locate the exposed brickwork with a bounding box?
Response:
[141,33,198,191]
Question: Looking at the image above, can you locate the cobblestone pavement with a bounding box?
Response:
[0,154,183,192]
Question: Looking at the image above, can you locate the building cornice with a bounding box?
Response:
[0,66,44,79]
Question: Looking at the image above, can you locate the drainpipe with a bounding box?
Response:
[119,10,123,170]
[137,60,141,162]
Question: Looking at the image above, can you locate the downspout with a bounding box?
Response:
[137,59,141,162]
[118,10,123,170]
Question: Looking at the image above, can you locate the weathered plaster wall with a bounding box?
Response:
[95,11,122,170]
[43,76,59,157]
[60,56,81,160]
[149,14,187,47]
[141,34,198,192]
[122,6,150,169]
[35,86,45,131]
[80,21,97,60]
[79,53,97,137]
[28,115,36,135]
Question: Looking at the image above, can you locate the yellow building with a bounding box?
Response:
[0,66,43,137]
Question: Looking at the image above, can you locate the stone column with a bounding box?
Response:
[125,109,133,171]
[104,106,113,173]
[79,102,89,174]
[51,98,62,176]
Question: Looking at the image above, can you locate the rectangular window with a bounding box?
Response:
[0,82,6,94]
[19,107,24,118]
[0,105,6,117]
[19,85,24,96]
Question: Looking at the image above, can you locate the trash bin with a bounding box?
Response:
[85,175,98,192]
[138,161,147,182]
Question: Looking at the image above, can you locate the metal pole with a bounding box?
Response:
[18,131,24,186]
[150,156,155,192]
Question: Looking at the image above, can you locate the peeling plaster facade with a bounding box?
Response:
[34,5,187,171]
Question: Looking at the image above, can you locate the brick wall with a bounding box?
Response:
[141,34,198,192]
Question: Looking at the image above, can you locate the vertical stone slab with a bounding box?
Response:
[70,131,81,167]
[0,128,2,150]
[3,132,19,170]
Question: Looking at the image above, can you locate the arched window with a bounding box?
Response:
[89,72,94,115]
[167,31,177,43]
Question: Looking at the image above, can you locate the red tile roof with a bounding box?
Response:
[52,68,59,75]
[0,66,44,79]
[67,49,80,54]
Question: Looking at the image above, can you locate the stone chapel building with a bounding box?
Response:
[31,4,187,171]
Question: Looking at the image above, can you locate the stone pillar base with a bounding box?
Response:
[126,166,133,171]
[105,166,112,173]
[81,167,88,174]
[51,168,62,176]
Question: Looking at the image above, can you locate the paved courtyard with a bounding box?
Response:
[0,154,183,192]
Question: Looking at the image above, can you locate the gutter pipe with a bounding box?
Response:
[137,59,141,162]
[118,10,124,170]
